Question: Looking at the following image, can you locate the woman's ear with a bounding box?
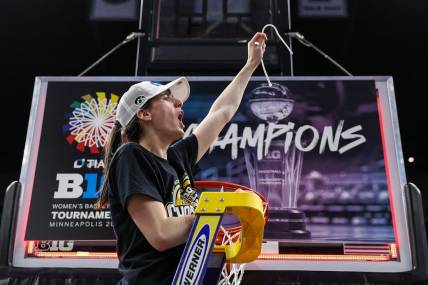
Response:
[136,109,151,121]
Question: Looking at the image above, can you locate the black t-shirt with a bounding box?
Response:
[108,135,199,285]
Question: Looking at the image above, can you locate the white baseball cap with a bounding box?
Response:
[116,77,190,127]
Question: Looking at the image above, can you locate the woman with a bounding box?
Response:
[97,32,267,284]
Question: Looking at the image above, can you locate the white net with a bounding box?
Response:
[193,181,267,285]
[217,225,246,285]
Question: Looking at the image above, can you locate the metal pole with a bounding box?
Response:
[287,0,294,76]
[289,33,353,76]
[134,0,144,76]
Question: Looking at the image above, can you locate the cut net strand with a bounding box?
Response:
[260,24,293,87]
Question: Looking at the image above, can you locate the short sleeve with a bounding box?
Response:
[169,134,199,168]
[111,144,163,209]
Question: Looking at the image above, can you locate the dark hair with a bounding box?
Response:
[95,101,152,209]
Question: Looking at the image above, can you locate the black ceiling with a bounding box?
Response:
[0,0,427,202]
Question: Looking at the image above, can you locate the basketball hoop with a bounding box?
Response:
[194,181,268,285]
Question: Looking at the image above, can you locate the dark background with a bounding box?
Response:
[0,0,427,225]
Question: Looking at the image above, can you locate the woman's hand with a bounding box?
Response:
[246,32,268,70]
[192,32,267,162]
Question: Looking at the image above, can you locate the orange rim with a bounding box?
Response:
[194,180,269,245]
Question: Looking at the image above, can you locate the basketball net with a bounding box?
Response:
[193,181,268,285]
[217,225,246,285]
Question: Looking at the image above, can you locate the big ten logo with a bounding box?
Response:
[53,173,105,199]
[64,92,118,154]
[35,240,74,252]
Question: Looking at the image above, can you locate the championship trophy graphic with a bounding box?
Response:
[244,83,311,239]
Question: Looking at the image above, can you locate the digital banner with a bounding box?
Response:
[25,81,133,240]
[182,79,393,243]
[24,78,395,244]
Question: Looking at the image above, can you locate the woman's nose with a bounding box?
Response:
[174,98,182,108]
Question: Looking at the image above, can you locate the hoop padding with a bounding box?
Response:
[194,180,268,245]
[194,181,268,285]
[194,181,268,260]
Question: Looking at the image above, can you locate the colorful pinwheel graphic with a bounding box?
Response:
[64,92,118,153]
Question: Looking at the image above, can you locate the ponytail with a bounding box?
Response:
[95,121,122,209]
[95,100,151,209]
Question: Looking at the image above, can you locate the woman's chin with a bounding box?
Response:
[172,129,184,140]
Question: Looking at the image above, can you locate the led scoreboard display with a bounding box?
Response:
[14,76,412,273]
